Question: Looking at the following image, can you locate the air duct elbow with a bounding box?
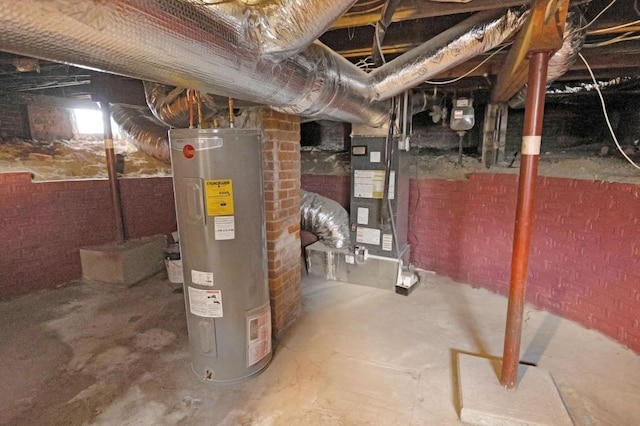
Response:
[300,190,351,249]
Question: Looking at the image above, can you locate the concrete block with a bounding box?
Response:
[80,235,167,286]
[458,353,573,426]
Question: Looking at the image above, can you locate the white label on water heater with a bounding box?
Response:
[246,307,272,367]
[214,215,235,240]
[191,269,214,286]
[188,287,223,318]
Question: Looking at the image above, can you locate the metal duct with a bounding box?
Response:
[111,104,171,163]
[0,0,525,127]
[300,190,350,249]
[370,7,527,101]
[236,0,358,59]
[508,8,587,109]
[144,81,258,128]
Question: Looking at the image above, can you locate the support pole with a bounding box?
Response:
[500,51,549,389]
[101,101,126,244]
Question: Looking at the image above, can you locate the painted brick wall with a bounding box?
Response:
[301,172,640,353]
[300,174,350,210]
[262,110,302,338]
[0,172,175,299]
[0,102,29,139]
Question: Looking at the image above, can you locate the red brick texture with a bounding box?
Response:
[301,174,351,210]
[262,110,302,338]
[302,172,640,353]
[0,172,176,299]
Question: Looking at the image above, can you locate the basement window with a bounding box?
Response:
[73,108,104,135]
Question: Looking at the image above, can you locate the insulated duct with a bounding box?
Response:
[111,104,171,163]
[144,81,257,128]
[370,7,527,100]
[0,0,526,126]
[508,8,587,108]
[300,190,350,249]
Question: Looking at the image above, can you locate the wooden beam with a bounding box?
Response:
[332,0,530,30]
[492,0,569,102]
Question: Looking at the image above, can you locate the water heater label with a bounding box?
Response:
[188,288,223,318]
[247,307,271,367]
[191,269,214,286]
[214,216,235,240]
[205,179,234,216]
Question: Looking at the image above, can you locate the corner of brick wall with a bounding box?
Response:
[261,109,302,338]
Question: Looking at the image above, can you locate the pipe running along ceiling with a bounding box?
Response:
[0,0,526,126]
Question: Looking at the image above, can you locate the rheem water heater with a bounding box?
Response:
[169,128,272,384]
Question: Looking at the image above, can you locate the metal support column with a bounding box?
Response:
[500,51,549,389]
[101,101,126,244]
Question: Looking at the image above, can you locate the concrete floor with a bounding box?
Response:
[1,271,639,425]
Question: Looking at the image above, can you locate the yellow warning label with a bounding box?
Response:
[205,179,234,216]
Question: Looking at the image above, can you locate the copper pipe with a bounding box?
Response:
[188,89,195,129]
[500,51,549,389]
[196,91,204,128]
[101,102,126,244]
[228,97,235,128]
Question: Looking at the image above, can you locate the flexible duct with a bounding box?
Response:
[508,8,587,108]
[0,1,526,126]
[370,7,527,100]
[111,104,171,163]
[300,190,350,249]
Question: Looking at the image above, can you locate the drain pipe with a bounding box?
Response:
[101,102,126,244]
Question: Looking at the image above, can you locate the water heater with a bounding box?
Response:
[169,128,272,384]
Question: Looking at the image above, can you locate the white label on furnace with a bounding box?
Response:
[356,227,381,245]
[247,307,272,367]
[354,170,385,199]
[214,215,235,240]
[191,269,214,286]
[382,234,393,251]
[370,151,381,163]
[357,207,369,225]
[388,170,395,200]
[188,287,223,318]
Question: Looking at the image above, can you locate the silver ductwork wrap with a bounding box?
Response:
[370,7,527,100]
[0,0,526,126]
[143,81,258,128]
[300,190,350,249]
[239,0,357,59]
[509,8,587,108]
[111,104,171,163]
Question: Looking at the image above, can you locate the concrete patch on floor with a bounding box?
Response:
[457,354,573,425]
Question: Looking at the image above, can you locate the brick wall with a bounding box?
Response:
[301,172,640,353]
[0,172,175,299]
[262,110,302,338]
[27,105,74,140]
[0,102,29,139]
[301,174,350,210]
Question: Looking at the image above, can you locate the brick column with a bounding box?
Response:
[261,109,302,338]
